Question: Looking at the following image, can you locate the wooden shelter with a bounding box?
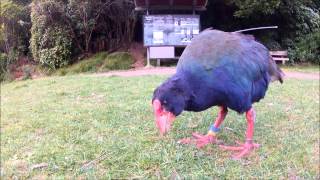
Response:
[134,0,208,67]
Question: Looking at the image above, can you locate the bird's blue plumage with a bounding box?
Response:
[153,29,283,115]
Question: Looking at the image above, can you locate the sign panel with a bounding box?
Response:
[143,15,200,46]
[149,46,175,58]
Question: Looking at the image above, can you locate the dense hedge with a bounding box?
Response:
[289,29,320,64]
[30,1,72,69]
[36,27,72,68]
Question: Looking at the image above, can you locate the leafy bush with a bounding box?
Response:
[100,52,133,71]
[37,28,72,68]
[0,51,18,82]
[0,53,9,82]
[289,29,320,64]
[30,1,72,69]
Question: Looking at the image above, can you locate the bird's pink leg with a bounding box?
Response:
[219,108,260,159]
[179,106,228,148]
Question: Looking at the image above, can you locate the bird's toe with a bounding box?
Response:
[178,132,218,148]
[177,138,193,144]
[220,141,260,159]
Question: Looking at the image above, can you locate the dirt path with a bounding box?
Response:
[92,67,319,80]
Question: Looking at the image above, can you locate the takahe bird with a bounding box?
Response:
[152,29,283,159]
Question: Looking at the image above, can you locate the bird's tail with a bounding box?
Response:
[268,55,284,83]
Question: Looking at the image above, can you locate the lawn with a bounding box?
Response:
[1,75,319,179]
[281,64,320,73]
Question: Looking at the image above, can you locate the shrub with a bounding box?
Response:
[37,27,72,68]
[30,1,72,69]
[0,51,18,82]
[289,29,320,64]
[100,52,133,71]
[0,53,9,82]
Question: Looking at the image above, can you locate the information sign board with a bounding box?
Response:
[143,15,200,46]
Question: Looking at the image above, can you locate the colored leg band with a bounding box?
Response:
[207,125,220,136]
[209,125,220,133]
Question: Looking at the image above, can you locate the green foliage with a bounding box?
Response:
[289,29,320,64]
[0,0,31,56]
[204,0,320,63]
[0,0,23,21]
[0,53,9,82]
[277,0,319,36]
[100,52,133,71]
[65,0,136,54]
[0,50,19,82]
[66,0,107,53]
[28,0,135,69]
[230,0,281,17]
[257,32,282,50]
[30,1,72,69]
[38,28,72,68]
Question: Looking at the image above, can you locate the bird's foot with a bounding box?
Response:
[178,132,220,148]
[193,133,218,148]
[219,140,260,160]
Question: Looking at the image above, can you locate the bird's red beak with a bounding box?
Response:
[152,99,176,136]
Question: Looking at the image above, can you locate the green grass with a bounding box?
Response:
[1,75,319,179]
[56,52,133,76]
[281,64,320,73]
[56,52,109,75]
[99,52,134,71]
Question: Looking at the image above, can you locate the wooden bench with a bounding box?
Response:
[270,51,289,64]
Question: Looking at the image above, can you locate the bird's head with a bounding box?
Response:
[152,82,186,135]
[152,99,176,135]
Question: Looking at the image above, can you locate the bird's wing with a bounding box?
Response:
[176,30,270,83]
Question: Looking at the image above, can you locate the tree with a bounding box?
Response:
[203,0,320,62]
[230,0,281,17]
[66,0,112,54]
[0,0,31,56]
[29,0,136,68]
[0,0,31,81]
[65,0,136,55]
